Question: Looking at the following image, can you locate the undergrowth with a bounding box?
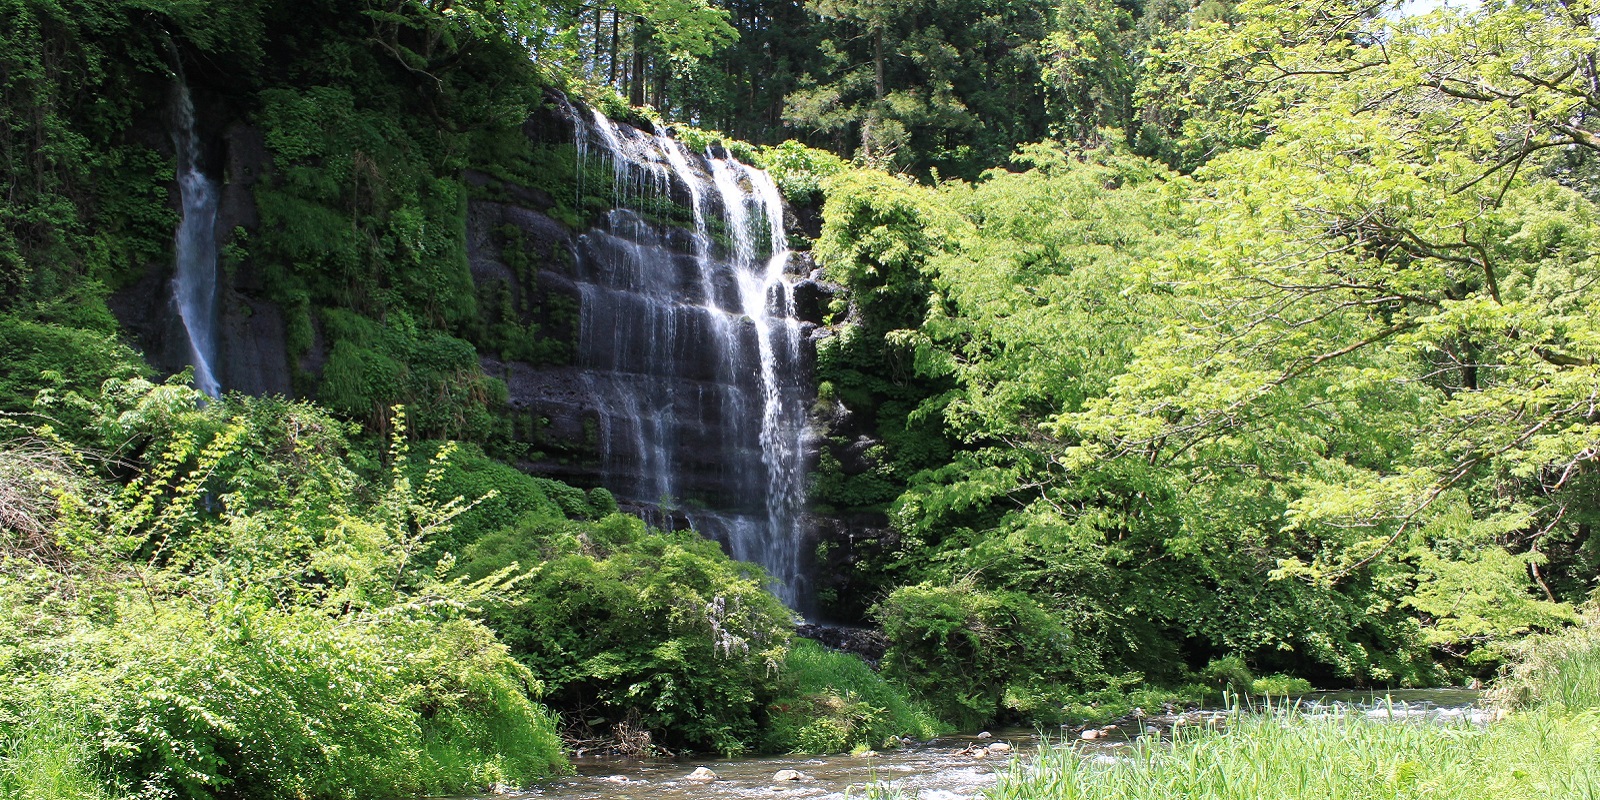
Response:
[765,639,947,754]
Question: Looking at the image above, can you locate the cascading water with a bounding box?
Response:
[558,103,813,610]
[170,80,221,398]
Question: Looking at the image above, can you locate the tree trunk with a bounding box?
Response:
[653,57,668,109]
[593,7,604,79]
[874,28,886,101]
[630,19,647,107]
[608,10,620,87]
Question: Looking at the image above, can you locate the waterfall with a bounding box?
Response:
[567,108,813,610]
[170,80,221,398]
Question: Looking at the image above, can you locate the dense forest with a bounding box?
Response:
[2,0,1599,797]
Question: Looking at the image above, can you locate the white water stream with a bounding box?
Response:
[171,80,221,398]
[560,103,812,609]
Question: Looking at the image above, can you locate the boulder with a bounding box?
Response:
[988,742,1012,754]
[1080,729,1101,741]
[685,767,718,782]
[773,769,806,782]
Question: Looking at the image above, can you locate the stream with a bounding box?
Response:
[451,689,1484,800]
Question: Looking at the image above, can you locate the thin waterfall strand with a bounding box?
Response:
[171,81,221,398]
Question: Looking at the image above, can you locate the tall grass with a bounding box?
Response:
[985,622,1600,800]
[0,710,117,800]
[1491,621,1600,712]
[989,708,1600,800]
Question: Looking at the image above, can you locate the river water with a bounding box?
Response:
[450,689,1483,800]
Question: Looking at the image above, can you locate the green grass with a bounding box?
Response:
[765,639,947,754]
[987,708,1600,800]
[983,624,1600,800]
[1492,624,1600,712]
[0,710,118,800]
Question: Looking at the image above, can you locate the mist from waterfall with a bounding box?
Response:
[559,102,813,610]
[171,80,221,398]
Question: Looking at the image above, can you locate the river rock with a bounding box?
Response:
[1080,729,1101,740]
[773,769,806,782]
[976,731,992,740]
[685,767,718,782]
[988,742,1012,753]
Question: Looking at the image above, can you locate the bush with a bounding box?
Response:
[0,388,570,799]
[459,514,795,755]
[874,582,1089,730]
[764,640,945,754]
[1048,674,1205,726]
[1249,674,1313,697]
[0,315,147,424]
[1491,616,1600,712]
[82,604,561,799]
[1201,655,1255,696]
[755,140,848,206]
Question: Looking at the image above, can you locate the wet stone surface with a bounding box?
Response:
[451,729,1053,800]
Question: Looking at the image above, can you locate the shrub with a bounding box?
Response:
[755,140,848,205]
[78,603,563,799]
[1047,674,1205,726]
[874,581,1087,729]
[764,639,945,754]
[1201,655,1255,697]
[0,389,569,799]
[1491,616,1600,712]
[1249,674,1314,697]
[459,514,795,755]
[0,315,147,424]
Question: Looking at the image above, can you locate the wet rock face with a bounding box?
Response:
[473,101,822,611]
[124,87,859,615]
[796,622,889,664]
[110,117,293,398]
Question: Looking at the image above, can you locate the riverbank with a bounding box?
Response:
[977,626,1600,800]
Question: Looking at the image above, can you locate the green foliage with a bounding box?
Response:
[814,0,1600,688]
[755,140,849,206]
[874,581,1088,729]
[0,386,569,799]
[764,639,944,753]
[407,440,615,564]
[73,604,562,799]
[990,705,1600,800]
[256,84,478,328]
[1403,547,1577,661]
[1052,677,1203,727]
[458,513,795,755]
[0,0,200,311]
[0,709,115,800]
[1201,657,1255,697]
[317,310,505,441]
[1491,616,1600,713]
[1249,675,1313,697]
[0,314,147,423]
